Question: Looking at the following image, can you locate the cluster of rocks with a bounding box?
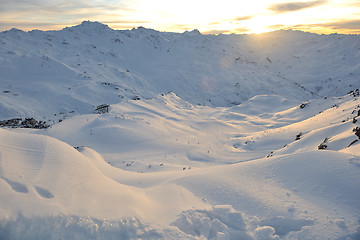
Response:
[0,118,49,129]
[95,104,110,114]
[318,137,329,150]
[299,102,309,109]
[353,127,360,139]
[348,88,359,97]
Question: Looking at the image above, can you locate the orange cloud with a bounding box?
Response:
[234,16,253,21]
[317,19,360,30]
[306,19,360,34]
[234,27,251,33]
[265,19,360,34]
[203,29,231,35]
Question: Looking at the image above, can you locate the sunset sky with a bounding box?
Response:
[1,0,360,34]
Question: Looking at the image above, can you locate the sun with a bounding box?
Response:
[111,0,360,35]
[132,0,270,33]
[246,18,271,34]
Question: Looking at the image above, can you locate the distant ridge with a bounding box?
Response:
[0,21,359,120]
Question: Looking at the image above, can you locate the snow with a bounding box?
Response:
[0,21,360,239]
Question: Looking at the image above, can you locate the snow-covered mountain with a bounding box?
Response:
[1,21,359,121]
[0,21,360,239]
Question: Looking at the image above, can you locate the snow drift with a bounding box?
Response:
[1,22,360,239]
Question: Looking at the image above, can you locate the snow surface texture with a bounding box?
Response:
[0,22,360,239]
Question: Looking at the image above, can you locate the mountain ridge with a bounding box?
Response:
[1,21,360,239]
[1,21,359,120]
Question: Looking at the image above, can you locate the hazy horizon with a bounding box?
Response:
[1,0,360,35]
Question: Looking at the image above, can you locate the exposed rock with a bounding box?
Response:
[0,118,49,129]
[353,127,360,139]
[300,102,309,109]
[318,137,329,150]
[95,104,109,114]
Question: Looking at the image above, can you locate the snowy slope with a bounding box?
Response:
[0,126,208,234]
[1,21,359,122]
[1,91,360,239]
[1,22,360,239]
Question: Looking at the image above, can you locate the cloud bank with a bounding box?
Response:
[0,0,359,34]
[268,0,327,13]
[234,16,253,21]
[0,0,136,31]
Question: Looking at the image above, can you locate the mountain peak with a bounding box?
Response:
[2,28,25,34]
[65,21,113,33]
[182,29,201,35]
[80,20,107,27]
[131,26,159,34]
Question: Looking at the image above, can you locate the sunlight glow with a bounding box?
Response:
[0,0,359,34]
[125,0,360,34]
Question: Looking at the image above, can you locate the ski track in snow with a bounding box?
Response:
[0,21,360,239]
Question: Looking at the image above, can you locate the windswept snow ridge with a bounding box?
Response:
[0,22,360,239]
